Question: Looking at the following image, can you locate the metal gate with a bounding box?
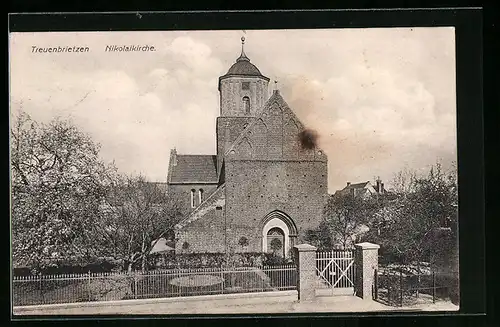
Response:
[315,250,355,295]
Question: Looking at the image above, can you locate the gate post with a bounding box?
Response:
[293,243,317,302]
[354,242,380,300]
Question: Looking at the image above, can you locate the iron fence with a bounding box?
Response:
[374,267,456,307]
[12,265,297,306]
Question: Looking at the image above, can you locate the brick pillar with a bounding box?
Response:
[293,244,317,302]
[354,242,380,300]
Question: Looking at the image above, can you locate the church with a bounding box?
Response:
[167,37,328,258]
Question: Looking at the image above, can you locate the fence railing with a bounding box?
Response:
[12,265,297,307]
[374,267,456,307]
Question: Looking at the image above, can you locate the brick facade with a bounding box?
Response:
[168,184,218,217]
[219,76,269,117]
[170,41,328,256]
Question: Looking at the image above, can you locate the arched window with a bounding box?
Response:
[267,227,285,257]
[190,189,195,208]
[198,189,204,204]
[242,96,250,114]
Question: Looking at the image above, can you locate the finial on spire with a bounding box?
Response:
[237,36,250,62]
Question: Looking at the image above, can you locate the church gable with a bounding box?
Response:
[226,90,326,162]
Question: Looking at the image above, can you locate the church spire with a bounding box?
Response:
[236,36,250,62]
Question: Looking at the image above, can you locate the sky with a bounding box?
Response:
[9,28,457,193]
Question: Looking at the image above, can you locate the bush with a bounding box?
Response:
[151,252,293,269]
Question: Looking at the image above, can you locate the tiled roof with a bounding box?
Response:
[225,60,264,77]
[169,155,218,183]
[332,181,371,198]
[345,182,371,190]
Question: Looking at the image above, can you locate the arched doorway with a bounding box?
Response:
[261,210,298,258]
[267,227,285,257]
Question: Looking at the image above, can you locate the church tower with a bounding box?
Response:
[216,37,270,175]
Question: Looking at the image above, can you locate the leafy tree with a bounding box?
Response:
[367,163,458,266]
[304,220,333,250]
[322,192,377,249]
[98,174,183,272]
[10,111,117,272]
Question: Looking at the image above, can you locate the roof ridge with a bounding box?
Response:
[174,184,226,230]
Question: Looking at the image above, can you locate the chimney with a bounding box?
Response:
[375,177,382,193]
[170,148,177,166]
[347,182,351,187]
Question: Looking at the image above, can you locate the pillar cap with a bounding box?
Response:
[354,242,380,250]
[294,244,317,252]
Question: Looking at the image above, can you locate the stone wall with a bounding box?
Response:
[224,159,328,252]
[175,203,226,253]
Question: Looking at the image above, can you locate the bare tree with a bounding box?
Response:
[100,174,183,272]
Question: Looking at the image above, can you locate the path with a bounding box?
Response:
[13,291,458,316]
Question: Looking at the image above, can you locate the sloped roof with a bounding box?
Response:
[225,60,263,76]
[150,237,175,254]
[332,181,371,198]
[346,181,371,189]
[219,42,269,80]
[169,155,218,183]
[175,184,226,230]
[224,90,326,160]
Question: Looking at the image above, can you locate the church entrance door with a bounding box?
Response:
[267,227,285,257]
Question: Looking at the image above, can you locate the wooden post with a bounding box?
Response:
[417,274,420,299]
[399,270,403,307]
[416,262,420,299]
[134,273,138,299]
[88,271,91,301]
[220,268,224,294]
[432,271,436,303]
[39,274,43,305]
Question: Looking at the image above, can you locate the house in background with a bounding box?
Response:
[333,178,387,200]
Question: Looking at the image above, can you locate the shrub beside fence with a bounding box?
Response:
[13,265,296,306]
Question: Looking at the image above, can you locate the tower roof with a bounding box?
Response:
[225,60,264,76]
[219,37,269,84]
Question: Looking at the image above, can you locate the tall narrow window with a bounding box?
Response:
[190,189,195,208]
[242,96,250,114]
[199,189,204,204]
